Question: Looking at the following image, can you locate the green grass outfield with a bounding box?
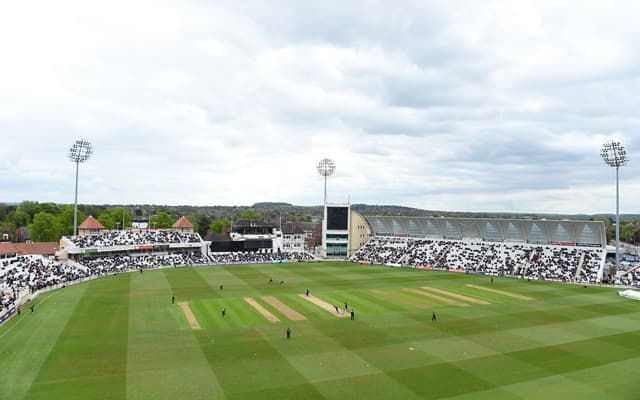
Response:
[1,261,639,399]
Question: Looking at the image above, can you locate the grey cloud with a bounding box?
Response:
[2,1,640,213]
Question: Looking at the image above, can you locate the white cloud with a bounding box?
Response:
[1,0,639,214]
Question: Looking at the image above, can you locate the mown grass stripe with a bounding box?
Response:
[24,274,131,400]
[194,328,324,398]
[0,284,88,400]
[320,290,391,316]
[1,261,638,399]
[353,289,410,313]
[164,267,220,300]
[371,289,438,310]
[126,269,226,400]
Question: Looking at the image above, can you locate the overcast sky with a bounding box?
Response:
[1,1,639,214]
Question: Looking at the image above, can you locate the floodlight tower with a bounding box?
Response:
[69,139,93,236]
[316,158,336,205]
[601,140,628,273]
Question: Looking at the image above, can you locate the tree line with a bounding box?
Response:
[1,200,633,246]
[0,201,245,242]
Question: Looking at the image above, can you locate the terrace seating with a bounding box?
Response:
[614,262,640,287]
[576,250,603,284]
[0,255,90,307]
[65,229,202,249]
[78,252,209,274]
[209,250,315,264]
[350,238,606,284]
[350,237,410,265]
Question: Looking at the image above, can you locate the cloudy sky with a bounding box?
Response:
[1,1,639,214]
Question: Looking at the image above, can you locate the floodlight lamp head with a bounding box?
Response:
[600,140,628,168]
[316,158,336,177]
[69,139,93,163]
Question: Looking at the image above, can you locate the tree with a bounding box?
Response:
[620,222,635,243]
[98,212,116,230]
[632,222,640,245]
[193,213,211,237]
[82,205,107,219]
[59,205,86,236]
[7,209,30,229]
[17,201,61,222]
[240,209,263,220]
[17,201,41,222]
[0,203,13,222]
[111,207,132,229]
[150,212,174,229]
[29,212,62,242]
[209,218,231,234]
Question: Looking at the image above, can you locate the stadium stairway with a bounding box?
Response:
[65,259,89,272]
[574,253,586,280]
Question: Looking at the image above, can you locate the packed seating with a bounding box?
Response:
[79,252,209,274]
[351,237,606,284]
[613,258,640,287]
[576,249,602,284]
[617,269,640,287]
[351,237,410,265]
[522,246,577,282]
[283,251,315,262]
[0,255,90,310]
[179,233,201,243]
[65,229,202,248]
[1,230,316,320]
[0,290,15,311]
[209,251,315,264]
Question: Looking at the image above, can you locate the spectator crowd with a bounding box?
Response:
[65,230,202,248]
[1,255,90,312]
[208,250,315,264]
[351,237,607,284]
[2,227,315,317]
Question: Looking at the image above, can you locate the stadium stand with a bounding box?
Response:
[2,225,315,317]
[79,252,209,274]
[351,237,606,283]
[65,229,189,248]
[0,214,629,327]
[352,216,608,284]
[614,261,640,287]
[1,255,90,311]
[209,250,315,264]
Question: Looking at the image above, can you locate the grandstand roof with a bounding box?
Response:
[173,216,194,229]
[78,215,105,230]
[363,216,606,247]
[0,242,18,256]
[0,242,58,256]
[13,242,58,255]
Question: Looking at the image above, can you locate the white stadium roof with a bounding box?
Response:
[363,216,606,247]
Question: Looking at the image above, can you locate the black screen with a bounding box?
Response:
[327,207,349,230]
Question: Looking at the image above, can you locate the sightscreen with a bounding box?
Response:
[327,206,349,230]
